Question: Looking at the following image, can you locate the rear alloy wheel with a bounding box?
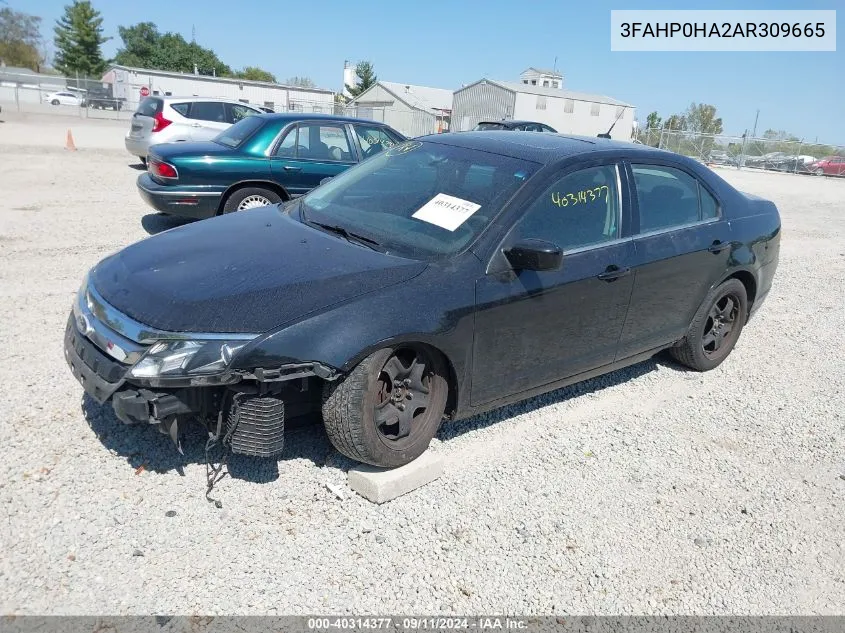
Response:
[322,347,448,467]
[222,187,283,213]
[670,278,748,371]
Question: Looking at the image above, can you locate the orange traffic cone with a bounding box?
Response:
[65,129,77,151]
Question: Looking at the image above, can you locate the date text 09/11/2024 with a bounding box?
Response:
[307,617,529,630]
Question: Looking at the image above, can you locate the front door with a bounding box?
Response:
[269,122,357,196]
[616,162,732,359]
[472,163,635,406]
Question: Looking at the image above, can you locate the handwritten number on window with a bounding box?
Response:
[550,185,608,208]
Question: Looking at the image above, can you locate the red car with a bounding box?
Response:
[808,156,845,176]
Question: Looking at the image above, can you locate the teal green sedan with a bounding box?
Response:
[137,113,406,219]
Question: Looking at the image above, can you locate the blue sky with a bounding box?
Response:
[23,0,844,144]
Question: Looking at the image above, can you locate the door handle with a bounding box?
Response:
[597,266,631,282]
[708,240,731,254]
[282,166,301,171]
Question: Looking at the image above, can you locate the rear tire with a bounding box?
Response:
[51,99,60,106]
[815,168,825,176]
[222,187,283,213]
[670,279,747,372]
[322,347,448,467]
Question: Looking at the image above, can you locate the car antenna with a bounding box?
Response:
[598,107,625,139]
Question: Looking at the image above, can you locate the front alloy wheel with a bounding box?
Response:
[322,347,448,467]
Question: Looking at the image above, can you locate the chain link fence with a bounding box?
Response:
[636,127,845,176]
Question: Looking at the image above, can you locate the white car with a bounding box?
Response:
[125,96,264,162]
[43,91,84,107]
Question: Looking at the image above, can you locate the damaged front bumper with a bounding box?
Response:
[63,283,339,457]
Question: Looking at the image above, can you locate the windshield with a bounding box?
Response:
[300,140,539,260]
[214,116,264,148]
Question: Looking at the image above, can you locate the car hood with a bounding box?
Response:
[149,141,231,159]
[90,206,426,333]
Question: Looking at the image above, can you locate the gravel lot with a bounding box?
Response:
[1,117,843,616]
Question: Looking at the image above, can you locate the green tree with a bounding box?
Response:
[114,22,230,76]
[345,60,376,97]
[645,111,662,130]
[233,66,276,82]
[0,8,44,71]
[286,75,315,88]
[53,1,109,77]
[664,114,687,131]
[683,102,723,135]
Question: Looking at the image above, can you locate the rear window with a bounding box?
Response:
[214,116,265,148]
[135,97,162,117]
[170,102,190,116]
[474,122,508,131]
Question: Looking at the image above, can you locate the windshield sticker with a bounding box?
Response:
[412,193,482,231]
[387,140,422,156]
[551,185,609,207]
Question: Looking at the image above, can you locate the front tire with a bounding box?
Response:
[51,99,60,105]
[222,187,283,213]
[670,278,748,371]
[322,347,449,467]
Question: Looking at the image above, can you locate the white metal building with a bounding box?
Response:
[452,79,635,141]
[519,67,563,89]
[104,65,335,113]
[345,81,453,138]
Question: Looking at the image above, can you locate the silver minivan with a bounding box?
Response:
[125,96,264,162]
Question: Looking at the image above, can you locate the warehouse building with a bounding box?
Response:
[104,65,335,113]
[345,81,453,138]
[452,78,635,141]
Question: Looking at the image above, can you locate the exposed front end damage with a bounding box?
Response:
[64,279,339,458]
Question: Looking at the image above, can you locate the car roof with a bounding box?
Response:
[418,131,664,164]
[478,120,547,127]
[157,96,262,106]
[259,112,392,126]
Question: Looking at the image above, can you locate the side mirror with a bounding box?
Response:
[319,176,333,185]
[504,239,562,272]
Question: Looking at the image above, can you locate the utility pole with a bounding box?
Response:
[752,109,759,139]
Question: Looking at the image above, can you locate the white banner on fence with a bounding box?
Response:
[611,10,836,52]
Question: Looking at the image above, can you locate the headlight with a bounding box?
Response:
[129,339,248,379]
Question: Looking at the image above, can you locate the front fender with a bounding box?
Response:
[231,265,478,410]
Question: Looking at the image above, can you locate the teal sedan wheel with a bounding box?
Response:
[222,187,283,213]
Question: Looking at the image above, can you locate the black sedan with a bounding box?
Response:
[65,133,780,468]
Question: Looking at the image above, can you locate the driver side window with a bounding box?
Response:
[514,164,620,251]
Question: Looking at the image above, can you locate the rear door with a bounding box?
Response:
[186,101,230,141]
[615,162,731,359]
[269,121,357,196]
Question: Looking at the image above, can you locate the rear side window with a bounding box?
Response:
[135,97,162,117]
[170,102,190,116]
[227,103,258,124]
[632,164,719,232]
[187,102,226,123]
[474,122,507,130]
[214,116,265,148]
